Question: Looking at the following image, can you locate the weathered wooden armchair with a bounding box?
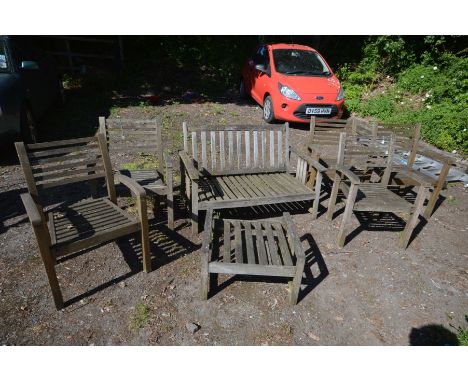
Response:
[179,122,326,234]
[326,132,430,249]
[15,134,151,309]
[371,122,454,219]
[99,117,174,228]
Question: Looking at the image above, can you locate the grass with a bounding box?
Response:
[129,303,151,329]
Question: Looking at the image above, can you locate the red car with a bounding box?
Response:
[240,43,345,123]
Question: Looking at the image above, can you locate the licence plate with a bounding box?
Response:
[306,107,331,115]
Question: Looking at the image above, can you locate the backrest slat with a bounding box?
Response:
[16,134,115,203]
[184,123,288,175]
[101,117,163,174]
[219,131,225,170]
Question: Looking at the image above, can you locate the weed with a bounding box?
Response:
[129,303,151,329]
[447,195,457,205]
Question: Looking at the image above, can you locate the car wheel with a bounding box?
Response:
[262,95,276,123]
[20,105,39,143]
[239,78,247,99]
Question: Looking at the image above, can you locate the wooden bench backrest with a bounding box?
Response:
[307,117,373,153]
[182,123,290,175]
[337,132,395,183]
[99,117,163,174]
[373,122,421,167]
[15,134,116,203]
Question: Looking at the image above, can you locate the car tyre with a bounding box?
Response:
[239,78,247,99]
[262,95,276,123]
[20,105,39,143]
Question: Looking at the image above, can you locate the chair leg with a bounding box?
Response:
[138,197,151,272]
[310,171,322,219]
[34,227,64,309]
[191,181,199,236]
[423,162,449,219]
[337,184,358,248]
[200,261,210,300]
[326,173,341,221]
[289,257,305,306]
[399,186,428,249]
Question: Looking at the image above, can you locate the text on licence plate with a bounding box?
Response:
[305,107,331,115]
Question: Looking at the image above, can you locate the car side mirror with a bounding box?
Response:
[255,64,267,74]
[21,60,39,70]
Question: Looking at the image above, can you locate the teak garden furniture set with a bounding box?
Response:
[15,117,453,309]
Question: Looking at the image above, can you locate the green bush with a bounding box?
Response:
[338,37,468,155]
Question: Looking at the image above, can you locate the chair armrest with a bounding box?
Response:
[179,151,199,181]
[163,152,173,169]
[290,145,326,172]
[20,193,44,227]
[393,167,432,187]
[417,147,454,165]
[333,165,361,185]
[283,212,305,260]
[114,173,146,197]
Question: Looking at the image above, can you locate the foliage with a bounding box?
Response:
[337,36,468,154]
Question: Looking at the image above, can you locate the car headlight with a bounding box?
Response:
[336,87,345,101]
[278,83,301,101]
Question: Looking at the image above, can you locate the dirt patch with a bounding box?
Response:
[1,98,467,345]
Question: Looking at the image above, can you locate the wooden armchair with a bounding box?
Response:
[99,117,174,228]
[15,134,151,310]
[371,122,454,219]
[326,133,430,249]
[179,122,326,235]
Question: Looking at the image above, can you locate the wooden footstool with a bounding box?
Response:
[200,209,306,305]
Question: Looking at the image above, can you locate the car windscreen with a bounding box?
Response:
[0,41,9,72]
[272,49,330,76]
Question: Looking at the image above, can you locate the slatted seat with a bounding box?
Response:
[352,184,413,213]
[197,173,314,209]
[99,117,174,228]
[179,123,326,234]
[15,134,151,310]
[200,209,306,305]
[49,198,140,252]
[326,133,430,249]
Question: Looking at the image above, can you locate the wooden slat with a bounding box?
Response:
[38,172,105,189]
[191,131,198,162]
[34,165,105,182]
[243,221,256,265]
[29,152,102,166]
[253,221,268,265]
[219,131,225,170]
[264,222,281,265]
[201,131,207,168]
[28,144,99,159]
[245,130,250,168]
[228,131,234,168]
[210,131,216,169]
[277,130,283,166]
[223,220,231,263]
[273,222,293,266]
[253,130,258,167]
[236,131,242,169]
[26,137,96,150]
[233,220,243,264]
[261,130,266,168]
[269,130,275,167]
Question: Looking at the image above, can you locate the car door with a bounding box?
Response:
[251,46,271,105]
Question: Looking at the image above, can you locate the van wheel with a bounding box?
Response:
[262,95,276,123]
[20,105,38,143]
